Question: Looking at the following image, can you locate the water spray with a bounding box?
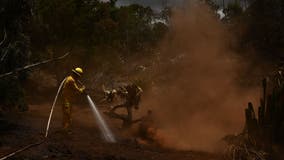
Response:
[86,95,116,143]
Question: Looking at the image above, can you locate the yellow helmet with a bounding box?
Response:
[72,67,83,77]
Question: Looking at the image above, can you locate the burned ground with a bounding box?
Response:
[0,104,222,160]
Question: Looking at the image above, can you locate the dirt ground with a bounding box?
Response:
[0,104,223,160]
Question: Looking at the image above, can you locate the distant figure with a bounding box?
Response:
[102,85,117,103]
[105,83,143,128]
[61,67,85,133]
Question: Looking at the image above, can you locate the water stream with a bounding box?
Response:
[87,95,116,143]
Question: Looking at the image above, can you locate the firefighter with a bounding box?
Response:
[61,67,86,132]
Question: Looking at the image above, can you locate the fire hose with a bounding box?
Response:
[0,78,67,160]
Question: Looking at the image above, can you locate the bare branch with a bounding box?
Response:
[0,28,7,48]
[0,43,11,62]
[0,50,8,62]
[0,52,70,79]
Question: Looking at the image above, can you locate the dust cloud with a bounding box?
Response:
[141,2,259,152]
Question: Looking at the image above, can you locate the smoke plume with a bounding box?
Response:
[141,3,259,152]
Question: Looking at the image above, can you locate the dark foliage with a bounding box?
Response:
[0,0,169,111]
[0,0,32,111]
[243,0,284,58]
